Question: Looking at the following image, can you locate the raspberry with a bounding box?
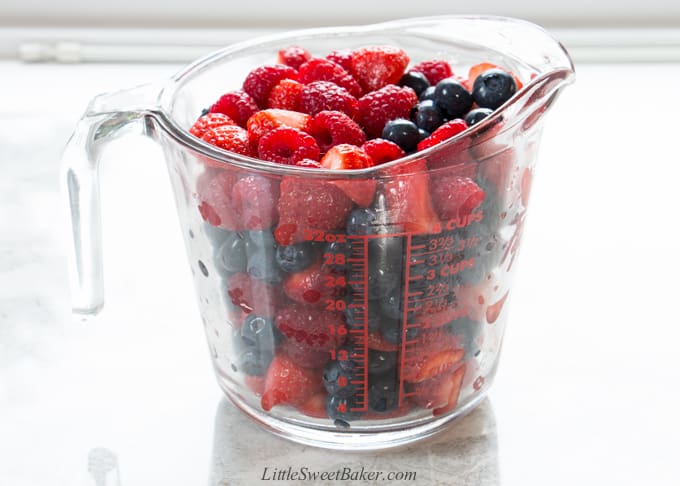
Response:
[243,64,298,108]
[201,125,254,157]
[261,353,324,411]
[209,90,258,127]
[350,45,409,92]
[231,175,280,230]
[267,79,303,111]
[196,169,241,230]
[358,84,418,138]
[246,109,312,146]
[257,127,320,165]
[299,81,359,119]
[326,50,353,72]
[411,59,453,85]
[274,177,353,245]
[309,110,366,152]
[417,119,468,151]
[275,304,346,350]
[361,138,406,165]
[189,113,235,138]
[430,176,485,221]
[227,272,279,318]
[298,58,362,98]
[277,45,312,70]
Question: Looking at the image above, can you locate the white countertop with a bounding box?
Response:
[1,59,680,485]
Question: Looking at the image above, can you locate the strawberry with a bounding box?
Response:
[297,392,329,418]
[468,62,523,91]
[367,331,400,352]
[189,113,235,139]
[267,79,303,111]
[382,159,441,234]
[298,58,362,98]
[361,138,406,165]
[283,261,342,306]
[280,338,332,368]
[231,174,279,230]
[319,144,377,207]
[433,365,466,416]
[257,127,320,165]
[296,158,323,169]
[454,273,504,323]
[227,272,279,318]
[350,46,409,92]
[261,354,323,411]
[485,291,509,324]
[246,109,312,146]
[521,167,532,207]
[326,50,353,72]
[410,364,466,413]
[209,90,259,127]
[430,176,485,222]
[309,110,366,153]
[243,64,298,108]
[274,177,353,245]
[201,125,254,157]
[277,45,312,70]
[402,329,464,382]
[299,81,359,119]
[410,59,453,85]
[245,375,265,396]
[196,169,242,230]
[417,119,468,152]
[358,84,418,138]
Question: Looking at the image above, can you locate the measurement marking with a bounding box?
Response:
[410,244,426,250]
[402,392,417,398]
[347,281,364,286]
[399,233,413,408]
[408,275,424,281]
[404,339,419,346]
[411,259,425,265]
[412,248,457,256]
[408,291,423,297]
[347,258,364,263]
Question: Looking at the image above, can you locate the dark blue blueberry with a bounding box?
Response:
[398,71,430,97]
[465,107,494,127]
[200,107,210,117]
[334,345,358,372]
[246,229,277,250]
[323,361,358,398]
[368,374,399,413]
[446,317,482,358]
[413,100,445,133]
[368,236,403,299]
[346,208,380,236]
[472,69,517,110]
[240,314,279,353]
[237,347,273,376]
[434,77,473,119]
[418,128,430,141]
[419,86,436,102]
[368,349,397,375]
[214,231,247,276]
[379,288,403,321]
[381,319,419,345]
[344,300,381,333]
[246,249,281,283]
[322,240,350,273]
[326,394,362,424]
[382,118,420,153]
[203,222,234,247]
[275,242,315,273]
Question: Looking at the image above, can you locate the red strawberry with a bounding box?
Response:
[209,90,259,127]
[367,331,400,352]
[298,392,328,418]
[296,158,323,169]
[382,159,441,234]
[521,167,532,207]
[257,127,320,165]
[299,81,359,119]
[283,262,341,306]
[196,169,242,230]
[417,119,468,152]
[410,364,466,413]
[280,338,332,368]
[189,113,235,139]
[309,110,366,153]
[227,272,279,318]
[261,354,323,411]
[201,125,254,157]
[433,365,467,416]
[410,59,453,85]
[326,50,353,72]
[320,144,377,207]
[298,58,362,98]
[430,176,485,221]
[358,85,418,137]
[245,375,265,396]
[277,45,312,70]
[350,46,409,92]
[486,291,509,324]
[246,109,312,146]
[243,64,298,108]
[231,175,279,230]
[274,177,353,245]
[468,62,523,90]
[402,329,464,382]
[361,138,406,165]
[267,79,303,111]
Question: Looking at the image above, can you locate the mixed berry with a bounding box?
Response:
[192,44,526,425]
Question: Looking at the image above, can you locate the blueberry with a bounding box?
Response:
[472,69,517,110]
[237,347,272,376]
[344,300,381,333]
[379,288,403,321]
[347,208,380,235]
[418,128,430,141]
[334,345,358,372]
[446,317,482,358]
[214,231,247,276]
[203,223,234,247]
[381,319,419,344]
[368,374,399,413]
[246,249,281,283]
[275,242,315,273]
[246,229,277,250]
[398,71,430,97]
[419,86,436,102]
[326,394,362,424]
[323,361,358,398]
[382,119,420,153]
[322,240,350,273]
[241,314,279,353]
[200,107,210,117]
[368,349,397,375]
[413,100,445,133]
[434,78,473,119]
[465,107,494,127]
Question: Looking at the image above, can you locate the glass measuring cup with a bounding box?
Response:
[62,16,574,450]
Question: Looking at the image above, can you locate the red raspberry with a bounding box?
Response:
[309,110,366,152]
[430,176,485,222]
[277,45,312,70]
[246,109,312,146]
[299,81,359,119]
[410,59,454,85]
[189,113,235,138]
[196,169,241,230]
[257,127,320,165]
[275,304,346,350]
[298,58,362,98]
[326,50,353,72]
[261,353,323,411]
[358,84,418,138]
[209,90,258,127]
[201,125,254,157]
[350,45,409,92]
[274,177,353,245]
[417,119,468,151]
[361,138,406,165]
[267,79,303,111]
[243,64,298,108]
[227,272,280,318]
[231,175,280,230]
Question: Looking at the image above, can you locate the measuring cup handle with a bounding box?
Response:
[61,83,162,315]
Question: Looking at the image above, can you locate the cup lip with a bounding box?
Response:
[151,15,574,178]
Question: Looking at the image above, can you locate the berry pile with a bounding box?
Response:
[193,44,525,424]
